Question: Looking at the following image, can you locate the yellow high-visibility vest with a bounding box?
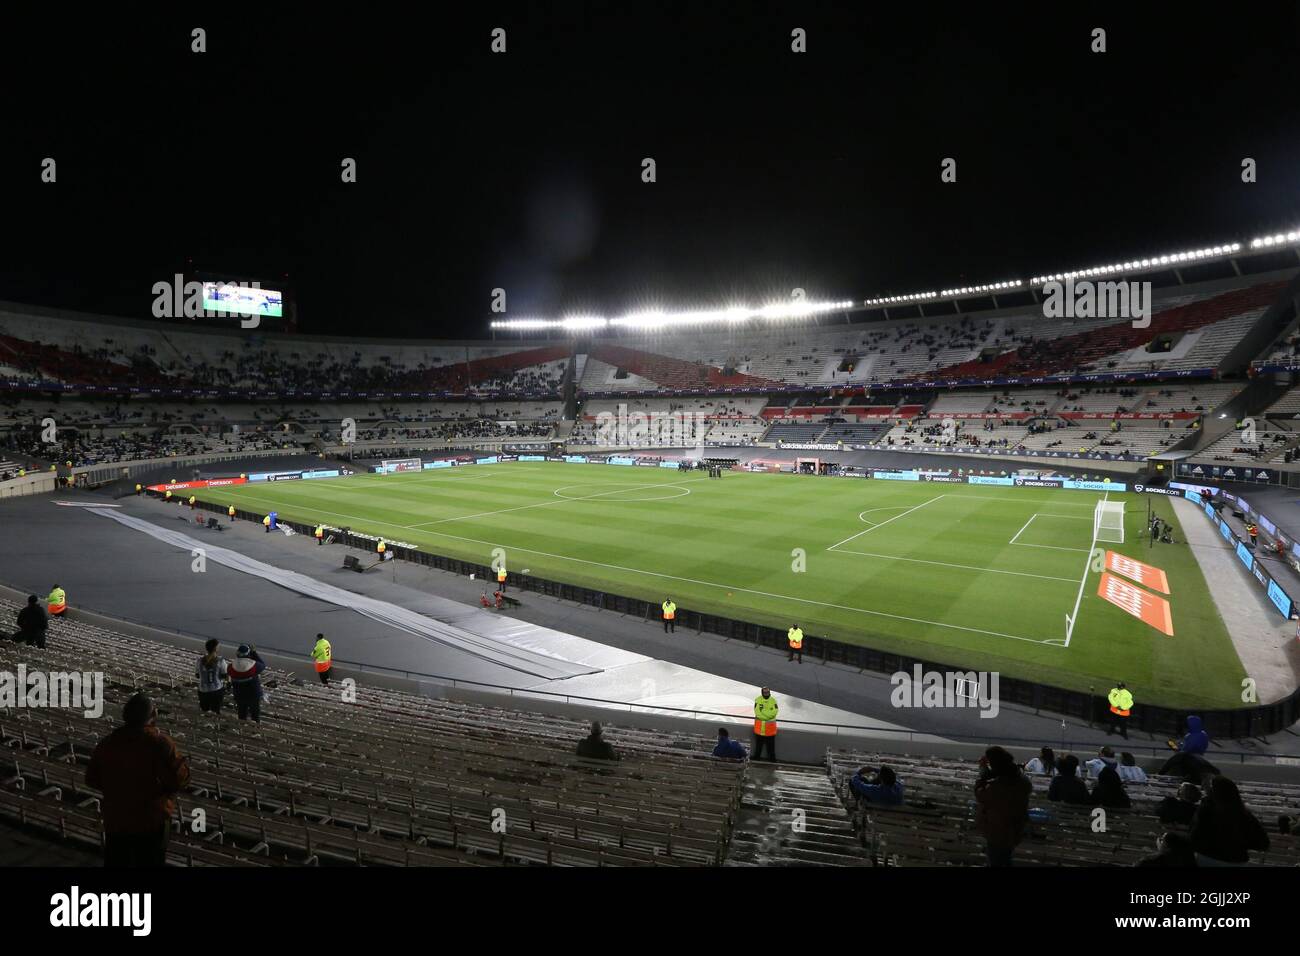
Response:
[787,627,803,649]
[753,695,779,736]
[662,601,676,620]
[1108,687,1133,716]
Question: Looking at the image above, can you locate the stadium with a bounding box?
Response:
[1,3,1297,931]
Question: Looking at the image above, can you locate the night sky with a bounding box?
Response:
[2,3,1299,339]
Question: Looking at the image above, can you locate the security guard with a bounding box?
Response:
[263,514,272,533]
[47,584,67,617]
[1248,523,1259,548]
[315,524,325,546]
[662,598,677,633]
[228,504,236,522]
[496,563,507,592]
[134,483,142,495]
[188,494,196,510]
[753,687,779,762]
[311,633,333,685]
[1106,681,1133,739]
[377,538,387,555]
[165,490,173,502]
[787,624,804,663]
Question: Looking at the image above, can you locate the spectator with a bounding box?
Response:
[85,693,190,867]
[195,639,227,714]
[1047,755,1091,805]
[974,746,1031,867]
[228,644,267,722]
[1023,746,1056,776]
[1167,715,1209,756]
[1158,783,1202,825]
[575,722,619,761]
[1084,746,1118,779]
[849,765,904,806]
[1190,777,1269,865]
[1091,766,1132,809]
[712,727,747,760]
[15,594,47,648]
[1136,832,1198,868]
[1116,751,1148,784]
[1040,759,1092,806]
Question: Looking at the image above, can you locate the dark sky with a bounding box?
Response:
[2,2,1299,339]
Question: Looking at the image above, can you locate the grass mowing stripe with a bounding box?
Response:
[196,462,1247,708]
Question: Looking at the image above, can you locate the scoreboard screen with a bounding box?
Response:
[201,282,284,318]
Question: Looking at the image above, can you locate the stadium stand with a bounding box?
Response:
[0,602,745,866]
[827,749,1299,867]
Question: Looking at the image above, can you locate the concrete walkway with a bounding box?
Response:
[1172,496,1300,703]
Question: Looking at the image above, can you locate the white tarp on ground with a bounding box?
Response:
[92,507,925,738]
[88,508,602,681]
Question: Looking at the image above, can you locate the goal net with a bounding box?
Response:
[380,457,423,474]
[1094,499,1125,545]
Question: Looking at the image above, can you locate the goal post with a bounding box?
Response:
[1094,499,1125,545]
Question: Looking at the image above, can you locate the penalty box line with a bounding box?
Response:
[217,488,1063,649]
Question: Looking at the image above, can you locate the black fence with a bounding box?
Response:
[166,490,1300,741]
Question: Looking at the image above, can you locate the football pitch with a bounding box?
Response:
[199,462,1246,709]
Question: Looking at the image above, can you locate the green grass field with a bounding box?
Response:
[197,462,1246,709]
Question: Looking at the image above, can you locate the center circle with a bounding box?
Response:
[553,482,692,502]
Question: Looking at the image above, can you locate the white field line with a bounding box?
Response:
[826,495,946,551]
[827,548,1077,583]
[214,488,1062,648]
[1009,514,1037,545]
[1015,543,1091,553]
[1064,493,1107,647]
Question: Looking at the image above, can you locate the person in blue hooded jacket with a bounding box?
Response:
[712,727,748,760]
[850,765,904,805]
[1159,716,1217,779]
[1174,716,1209,756]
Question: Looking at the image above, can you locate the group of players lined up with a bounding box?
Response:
[675,460,730,477]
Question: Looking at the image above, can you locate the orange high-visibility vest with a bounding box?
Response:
[662,601,676,620]
[497,567,507,584]
[787,627,803,649]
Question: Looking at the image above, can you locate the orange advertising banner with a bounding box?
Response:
[1104,551,1170,595]
[1097,572,1174,636]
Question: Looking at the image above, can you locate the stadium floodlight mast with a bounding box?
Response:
[489,299,857,332]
